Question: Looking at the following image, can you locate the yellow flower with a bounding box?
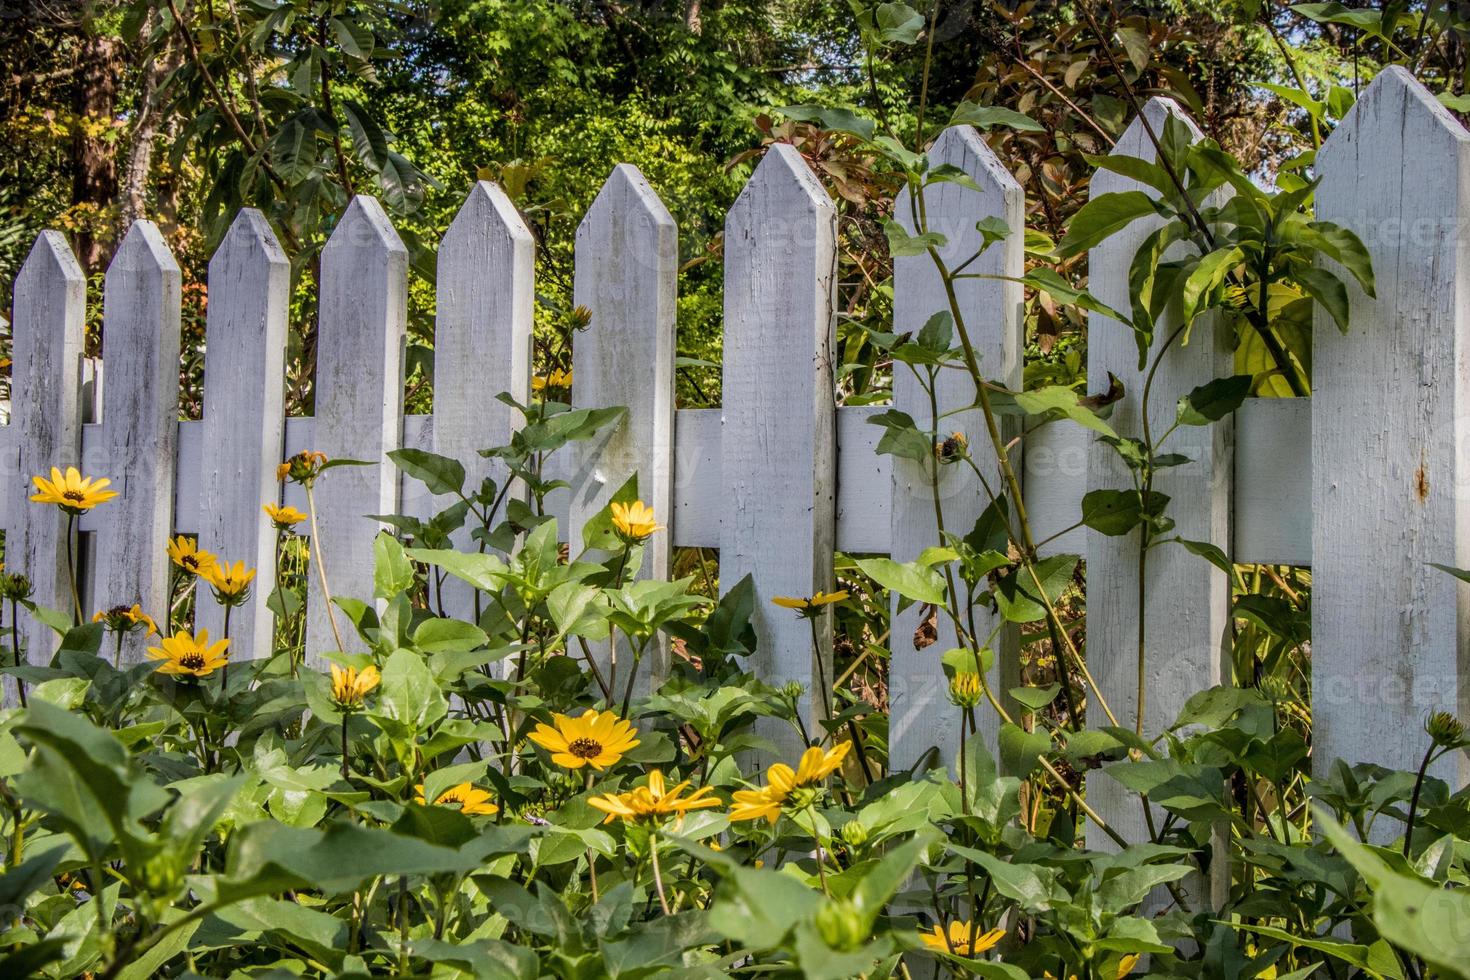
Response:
[263,502,308,529]
[589,769,720,825]
[609,500,662,542]
[415,781,499,816]
[531,368,573,394]
[949,672,982,708]
[528,709,640,770]
[277,450,328,485]
[30,467,118,514]
[167,536,219,577]
[771,590,849,611]
[1044,954,1141,980]
[330,663,380,711]
[202,560,256,599]
[147,629,230,678]
[728,742,851,823]
[919,922,1005,957]
[92,603,158,637]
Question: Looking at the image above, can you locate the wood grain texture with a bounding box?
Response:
[94,221,182,658]
[720,143,838,757]
[9,232,86,669]
[1313,66,1470,786]
[432,182,533,630]
[1084,99,1234,848]
[889,126,1024,773]
[570,165,678,693]
[195,209,289,661]
[306,196,408,662]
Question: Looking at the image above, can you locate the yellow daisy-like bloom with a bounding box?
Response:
[531,368,573,394]
[588,769,721,825]
[415,781,499,816]
[528,709,640,770]
[919,922,1005,957]
[92,603,158,637]
[30,467,118,514]
[771,590,849,611]
[263,502,308,529]
[202,560,256,598]
[330,663,380,711]
[728,742,852,823]
[609,500,662,542]
[167,536,219,577]
[147,629,230,678]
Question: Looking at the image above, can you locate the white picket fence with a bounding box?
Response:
[4,67,1467,843]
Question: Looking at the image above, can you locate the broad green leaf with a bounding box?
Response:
[854,557,946,605]
[1177,375,1252,426]
[388,447,465,496]
[949,103,1045,132]
[1057,191,1164,258]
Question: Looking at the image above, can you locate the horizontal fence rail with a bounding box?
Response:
[2,67,1464,838]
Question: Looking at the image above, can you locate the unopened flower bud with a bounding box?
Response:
[1425,710,1466,749]
[815,900,866,951]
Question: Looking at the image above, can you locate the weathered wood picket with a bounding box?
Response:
[3,67,1467,835]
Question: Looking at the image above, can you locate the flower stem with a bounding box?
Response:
[341,715,350,782]
[11,598,26,708]
[305,484,347,653]
[1403,743,1439,858]
[649,833,672,915]
[64,512,81,626]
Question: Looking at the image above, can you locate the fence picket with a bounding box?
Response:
[94,221,182,657]
[570,165,678,697]
[720,143,838,758]
[306,196,408,662]
[889,125,1024,773]
[1313,66,1470,787]
[196,209,289,661]
[9,232,87,667]
[432,182,534,626]
[1085,98,1234,855]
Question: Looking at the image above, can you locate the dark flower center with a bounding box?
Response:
[568,737,603,759]
[179,653,206,671]
[63,490,85,502]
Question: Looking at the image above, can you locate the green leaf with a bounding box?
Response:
[882,217,947,257]
[1180,246,1243,323]
[375,648,448,736]
[998,722,1051,778]
[1012,385,1118,438]
[1008,683,1061,711]
[994,554,1079,624]
[1291,265,1351,333]
[949,103,1045,132]
[1080,489,1167,537]
[373,532,416,600]
[778,104,876,141]
[413,618,489,655]
[1057,191,1164,258]
[388,448,465,496]
[1018,268,1132,324]
[947,844,1067,911]
[339,99,389,172]
[1177,375,1252,426]
[854,557,946,606]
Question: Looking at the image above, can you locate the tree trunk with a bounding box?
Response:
[71,33,123,274]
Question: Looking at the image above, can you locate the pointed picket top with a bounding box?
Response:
[18,229,86,292]
[444,180,533,253]
[325,194,408,259]
[1097,96,1203,195]
[583,163,677,234]
[931,124,1022,198]
[730,142,834,221]
[211,207,289,275]
[1320,65,1469,171]
[109,219,181,277]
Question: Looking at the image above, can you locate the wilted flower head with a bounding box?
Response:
[936,431,969,463]
[93,603,158,638]
[277,450,328,486]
